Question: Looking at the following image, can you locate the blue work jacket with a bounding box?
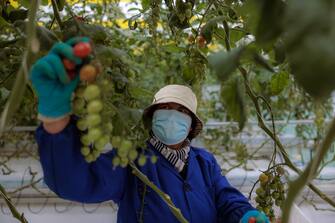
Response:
[36,119,254,223]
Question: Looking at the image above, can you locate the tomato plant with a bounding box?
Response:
[1,0,335,223]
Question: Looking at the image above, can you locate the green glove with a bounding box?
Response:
[240,210,270,223]
[30,37,90,121]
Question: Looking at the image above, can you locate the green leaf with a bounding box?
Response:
[114,105,142,132]
[141,0,150,10]
[194,3,207,13]
[0,16,10,27]
[36,25,59,50]
[0,68,26,132]
[253,53,274,72]
[128,86,153,100]
[41,0,49,6]
[8,9,28,23]
[80,24,110,43]
[0,88,10,101]
[221,77,247,131]
[274,39,286,64]
[201,16,224,43]
[208,46,245,81]
[237,0,262,35]
[20,0,47,7]
[229,28,246,46]
[270,71,289,95]
[95,45,128,63]
[127,14,140,30]
[284,0,329,49]
[13,21,59,51]
[289,34,335,99]
[256,0,285,44]
[57,0,65,11]
[162,43,184,53]
[128,8,141,12]
[19,0,30,8]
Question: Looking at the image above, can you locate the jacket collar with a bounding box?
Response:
[146,141,196,182]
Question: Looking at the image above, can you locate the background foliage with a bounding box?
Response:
[1,0,335,222]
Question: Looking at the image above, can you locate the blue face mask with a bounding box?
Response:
[152,109,192,145]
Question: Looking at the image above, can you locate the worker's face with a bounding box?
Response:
[152,102,193,149]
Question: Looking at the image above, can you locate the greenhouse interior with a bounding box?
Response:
[1,0,335,223]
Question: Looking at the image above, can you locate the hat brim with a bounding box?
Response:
[142,100,203,140]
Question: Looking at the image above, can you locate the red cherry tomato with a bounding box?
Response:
[197,35,206,48]
[248,217,257,223]
[63,58,76,70]
[188,34,195,43]
[73,42,92,58]
[74,16,86,22]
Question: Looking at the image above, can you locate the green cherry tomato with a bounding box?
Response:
[92,149,101,159]
[111,136,122,148]
[86,114,102,127]
[76,119,88,131]
[256,187,265,196]
[120,140,132,151]
[104,122,113,133]
[259,173,269,184]
[81,146,90,156]
[112,156,121,166]
[87,127,103,142]
[84,84,101,101]
[150,155,158,164]
[85,153,95,163]
[81,134,91,146]
[120,157,129,168]
[138,155,147,166]
[128,149,138,161]
[95,135,110,150]
[87,99,103,114]
[118,148,128,158]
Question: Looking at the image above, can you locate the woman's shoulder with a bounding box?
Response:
[190,146,216,163]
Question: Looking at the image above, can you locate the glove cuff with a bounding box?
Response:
[38,113,72,123]
[240,210,269,223]
[37,99,72,122]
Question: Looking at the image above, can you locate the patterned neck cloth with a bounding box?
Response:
[149,134,190,172]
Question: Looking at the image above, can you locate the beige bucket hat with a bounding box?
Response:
[142,84,203,140]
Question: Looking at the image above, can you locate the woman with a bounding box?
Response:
[31,38,269,223]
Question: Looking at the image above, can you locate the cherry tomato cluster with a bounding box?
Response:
[255,166,286,222]
[62,42,96,81]
[187,34,206,48]
[196,35,206,48]
[74,83,112,162]
[67,40,158,166]
[65,41,111,162]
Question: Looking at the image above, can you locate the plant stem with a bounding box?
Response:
[50,0,63,30]
[281,117,335,223]
[218,16,335,213]
[129,162,189,223]
[0,184,28,223]
[239,67,335,208]
[0,0,39,133]
[195,1,215,38]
